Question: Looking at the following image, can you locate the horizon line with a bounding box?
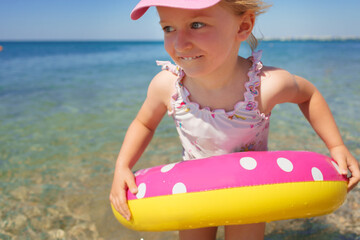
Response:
[1,36,360,42]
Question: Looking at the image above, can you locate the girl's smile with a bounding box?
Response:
[179,55,202,61]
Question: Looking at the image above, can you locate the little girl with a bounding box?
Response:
[110,0,360,239]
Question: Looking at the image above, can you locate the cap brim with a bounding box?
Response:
[131,0,222,20]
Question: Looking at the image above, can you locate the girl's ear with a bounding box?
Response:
[237,11,255,41]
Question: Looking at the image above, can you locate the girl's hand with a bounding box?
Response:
[109,167,138,221]
[329,145,360,192]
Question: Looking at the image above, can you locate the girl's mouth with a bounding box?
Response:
[180,55,202,61]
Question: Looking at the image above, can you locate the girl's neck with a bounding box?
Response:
[181,54,253,112]
[184,55,250,92]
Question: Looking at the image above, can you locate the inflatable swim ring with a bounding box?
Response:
[111,151,347,231]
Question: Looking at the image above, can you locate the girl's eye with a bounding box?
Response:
[162,26,175,33]
[191,22,205,29]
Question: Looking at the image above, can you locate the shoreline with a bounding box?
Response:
[1,37,360,43]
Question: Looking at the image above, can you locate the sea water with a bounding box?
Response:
[0,41,359,239]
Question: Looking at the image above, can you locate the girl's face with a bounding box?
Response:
[157,4,243,78]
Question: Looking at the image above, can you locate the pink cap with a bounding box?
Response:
[131,0,222,20]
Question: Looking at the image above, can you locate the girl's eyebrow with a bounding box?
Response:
[191,16,213,21]
[159,20,168,25]
[159,16,213,25]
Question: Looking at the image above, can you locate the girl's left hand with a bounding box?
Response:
[329,145,360,192]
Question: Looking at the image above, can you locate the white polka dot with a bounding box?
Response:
[172,182,187,194]
[277,157,293,172]
[240,157,257,170]
[331,161,341,175]
[161,163,176,173]
[136,183,146,199]
[311,167,323,181]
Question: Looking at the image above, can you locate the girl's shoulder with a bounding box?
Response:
[259,65,301,113]
[150,69,178,92]
[147,69,178,108]
[261,65,293,82]
[152,68,178,80]
[260,65,297,92]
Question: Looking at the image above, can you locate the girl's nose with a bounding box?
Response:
[174,30,192,52]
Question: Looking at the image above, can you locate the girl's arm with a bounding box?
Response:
[109,70,176,220]
[261,68,360,191]
[295,76,360,191]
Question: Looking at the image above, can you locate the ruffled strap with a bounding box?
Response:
[156,61,185,116]
[156,60,185,78]
[244,50,263,111]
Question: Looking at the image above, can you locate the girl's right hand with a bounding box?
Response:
[109,167,138,221]
[108,70,172,221]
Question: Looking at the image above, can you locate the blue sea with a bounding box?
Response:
[0,40,359,239]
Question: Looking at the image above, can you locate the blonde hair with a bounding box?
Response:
[220,0,271,51]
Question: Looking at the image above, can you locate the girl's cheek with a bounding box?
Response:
[164,39,174,56]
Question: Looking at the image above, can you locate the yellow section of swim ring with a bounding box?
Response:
[112,181,347,231]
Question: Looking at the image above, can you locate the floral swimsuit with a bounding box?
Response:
[157,51,270,160]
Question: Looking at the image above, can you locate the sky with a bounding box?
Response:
[1,0,360,41]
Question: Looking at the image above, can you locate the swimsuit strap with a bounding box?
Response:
[156,60,185,78]
[156,60,185,116]
[243,50,263,111]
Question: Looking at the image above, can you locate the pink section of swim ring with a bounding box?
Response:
[127,151,347,200]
